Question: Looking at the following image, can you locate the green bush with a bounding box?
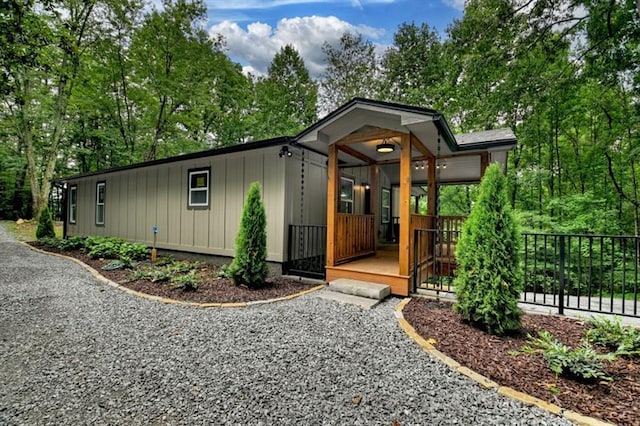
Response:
[35,206,56,240]
[229,182,269,288]
[38,236,60,249]
[522,331,615,382]
[453,164,523,335]
[171,271,199,291]
[87,238,123,259]
[586,316,640,357]
[118,242,150,264]
[59,235,85,250]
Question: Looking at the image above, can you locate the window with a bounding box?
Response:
[69,185,77,224]
[381,188,391,223]
[188,168,210,208]
[339,177,354,213]
[96,182,105,225]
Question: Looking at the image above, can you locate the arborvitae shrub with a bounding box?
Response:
[35,206,56,240]
[453,163,523,335]
[230,182,269,288]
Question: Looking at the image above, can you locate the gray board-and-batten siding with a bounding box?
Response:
[65,144,329,263]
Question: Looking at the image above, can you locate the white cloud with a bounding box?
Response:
[205,0,396,9]
[442,0,465,11]
[210,15,385,77]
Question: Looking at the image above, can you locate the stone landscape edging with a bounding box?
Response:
[394,297,615,426]
[22,242,325,308]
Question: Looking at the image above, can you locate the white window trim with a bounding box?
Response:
[382,188,391,223]
[188,169,210,208]
[69,185,77,224]
[340,177,354,214]
[96,182,105,225]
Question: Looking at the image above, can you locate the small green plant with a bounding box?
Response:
[217,263,233,278]
[586,316,640,357]
[171,271,199,291]
[229,182,269,288]
[88,239,123,259]
[102,260,128,271]
[521,331,615,382]
[118,242,150,264]
[167,260,199,274]
[38,236,60,249]
[150,269,173,283]
[59,236,85,250]
[130,269,153,281]
[35,206,56,240]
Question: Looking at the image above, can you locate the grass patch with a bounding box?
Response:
[3,219,63,241]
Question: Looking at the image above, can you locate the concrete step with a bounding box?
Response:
[317,290,382,309]
[328,278,391,300]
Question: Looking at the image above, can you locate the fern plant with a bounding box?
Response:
[587,316,640,357]
[522,331,615,382]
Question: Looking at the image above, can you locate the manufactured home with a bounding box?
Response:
[63,98,516,296]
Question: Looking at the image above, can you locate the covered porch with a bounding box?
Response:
[296,99,516,296]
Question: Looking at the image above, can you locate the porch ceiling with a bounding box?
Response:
[295,98,516,175]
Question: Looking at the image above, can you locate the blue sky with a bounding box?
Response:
[204,0,465,77]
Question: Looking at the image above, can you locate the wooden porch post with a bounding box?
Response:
[399,133,411,276]
[371,164,379,247]
[326,144,338,267]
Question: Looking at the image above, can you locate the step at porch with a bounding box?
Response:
[328,278,391,300]
[317,291,382,309]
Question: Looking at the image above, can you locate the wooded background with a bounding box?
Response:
[1,0,638,235]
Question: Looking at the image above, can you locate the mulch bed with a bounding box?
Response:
[403,298,640,426]
[29,244,317,304]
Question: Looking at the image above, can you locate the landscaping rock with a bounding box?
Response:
[0,224,571,425]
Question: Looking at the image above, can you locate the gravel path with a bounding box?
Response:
[0,225,572,425]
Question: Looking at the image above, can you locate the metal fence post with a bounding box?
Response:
[558,235,565,315]
[413,229,418,293]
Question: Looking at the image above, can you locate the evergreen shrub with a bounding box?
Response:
[229,182,269,288]
[453,163,523,335]
[35,206,56,240]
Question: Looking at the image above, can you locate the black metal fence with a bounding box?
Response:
[284,224,326,279]
[413,228,460,294]
[522,233,640,317]
[413,229,640,318]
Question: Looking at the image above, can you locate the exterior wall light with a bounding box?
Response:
[279,146,293,158]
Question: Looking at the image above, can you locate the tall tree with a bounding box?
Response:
[252,45,317,140]
[319,32,379,113]
[380,22,445,109]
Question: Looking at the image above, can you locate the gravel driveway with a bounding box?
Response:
[0,225,572,425]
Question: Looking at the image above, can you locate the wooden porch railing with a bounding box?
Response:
[335,213,375,263]
[409,215,467,270]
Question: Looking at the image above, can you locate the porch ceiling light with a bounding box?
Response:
[376,142,395,153]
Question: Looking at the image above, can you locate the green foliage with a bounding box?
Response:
[453,164,523,335]
[319,32,379,111]
[171,271,199,291]
[586,316,640,357]
[37,236,60,249]
[229,182,269,288]
[217,263,233,279]
[102,260,128,271]
[83,236,148,263]
[35,206,55,240]
[252,45,317,140]
[58,236,85,251]
[117,242,150,264]
[522,331,615,382]
[87,238,125,259]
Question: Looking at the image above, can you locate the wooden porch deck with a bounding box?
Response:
[325,248,412,296]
